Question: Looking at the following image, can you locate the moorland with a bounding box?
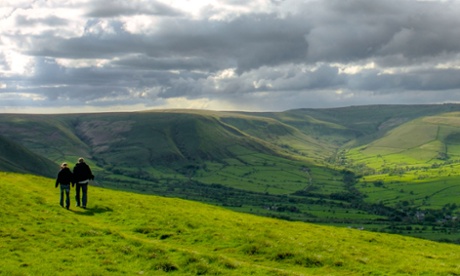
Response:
[1,104,460,244]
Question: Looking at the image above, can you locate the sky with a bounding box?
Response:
[2,0,460,113]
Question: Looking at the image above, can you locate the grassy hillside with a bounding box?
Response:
[1,105,460,244]
[0,135,57,177]
[347,112,460,167]
[1,172,459,275]
[0,114,92,163]
[77,111,284,166]
[0,110,336,196]
[343,112,460,211]
[269,104,460,146]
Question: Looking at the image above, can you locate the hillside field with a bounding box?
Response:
[1,172,460,275]
[1,105,460,244]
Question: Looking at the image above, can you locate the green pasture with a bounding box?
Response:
[2,172,460,275]
[422,112,460,126]
[413,178,460,209]
[191,153,309,194]
[447,143,460,158]
[358,181,424,206]
[191,153,344,196]
[348,146,442,170]
[196,166,306,194]
[3,106,460,250]
[359,174,460,209]
[347,114,460,170]
[304,205,385,221]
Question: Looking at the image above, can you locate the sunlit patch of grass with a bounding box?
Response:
[1,172,459,275]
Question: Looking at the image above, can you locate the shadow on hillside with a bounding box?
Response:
[70,205,113,216]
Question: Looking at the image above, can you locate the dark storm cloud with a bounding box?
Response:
[352,68,460,92]
[3,0,460,112]
[216,14,310,73]
[112,54,222,72]
[25,21,142,59]
[25,12,309,72]
[304,0,460,64]
[21,58,175,99]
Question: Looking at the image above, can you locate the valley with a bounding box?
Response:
[0,104,459,243]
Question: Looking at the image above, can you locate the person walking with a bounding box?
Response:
[55,162,74,210]
[73,157,94,208]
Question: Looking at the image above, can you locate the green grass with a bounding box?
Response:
[347,113,460,170]
[1,172,460,275]
[194,154,309,194]
[0,135,57,177]
[3,106,460,248]
[359,172,460,208]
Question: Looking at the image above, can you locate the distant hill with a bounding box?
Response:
[1,172,459,275]
[0,135,57,177]
[264,104,460,145]
[351,112,460,164]
[0,111,298,166]
[5,104,460,168]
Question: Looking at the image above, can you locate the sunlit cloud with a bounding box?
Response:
[2,0,460,113]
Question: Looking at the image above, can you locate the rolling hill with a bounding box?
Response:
[0,135,57,177]
[1,172,459,275]
[0,110,336,196]
[267,104,460,146]
[348,112,460,166]
[0,104,460,243]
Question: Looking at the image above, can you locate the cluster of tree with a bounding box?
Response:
[267,205,301,213]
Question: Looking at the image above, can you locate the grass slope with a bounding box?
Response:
[274,104,460,146]
[0,135,57,177]
[0,114,92,163]
[1,105,460,244]
[1,172,459,275]
[348,112,460,167]
[341,112,460,227]
[0,111,336,196]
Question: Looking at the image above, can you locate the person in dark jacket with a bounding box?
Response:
[55,162,74,209]
[73,157,94,208]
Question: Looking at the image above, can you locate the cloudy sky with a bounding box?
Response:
[2,0,460,113]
